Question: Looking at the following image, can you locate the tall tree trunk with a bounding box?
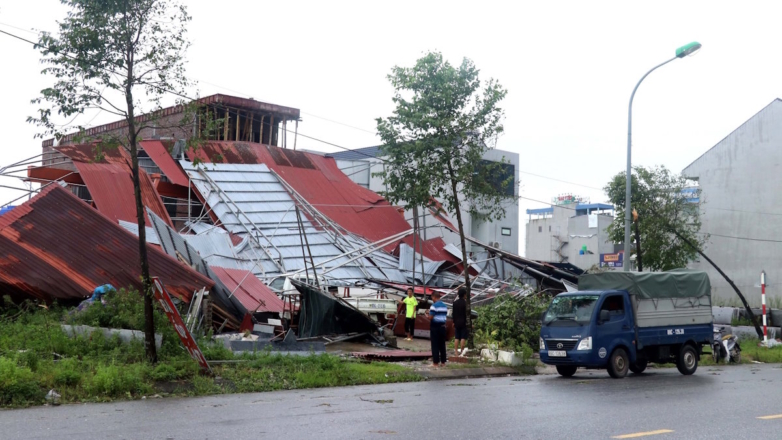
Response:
[446,161,473,347]
[633,218,643,272]
[125,56,157,363]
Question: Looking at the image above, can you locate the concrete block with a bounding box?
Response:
[713,307,739,325]
[497,350,524,366]
[481,348,498,362]
[731,325,780,341]
[61,324,162,349]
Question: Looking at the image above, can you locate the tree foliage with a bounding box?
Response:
[375,51,513,222]
[375,51,513,343]
[605,165,706,271]
[30,0,193,138]
[473,293,552,353]
[30,0,196,363]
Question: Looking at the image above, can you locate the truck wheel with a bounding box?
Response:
[556,365,577,377]
[677,345,698,375]
[607,348,629,378]
[629,359,648,374]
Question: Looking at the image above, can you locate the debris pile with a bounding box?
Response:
[1,114,580,362]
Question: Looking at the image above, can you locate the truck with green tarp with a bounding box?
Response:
[539,271,712,378]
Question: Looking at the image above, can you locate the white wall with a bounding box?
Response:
[684,99,782,305]
[335,149,521,254]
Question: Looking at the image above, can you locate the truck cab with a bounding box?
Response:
[540,290,638,377]
[540,271,713,379]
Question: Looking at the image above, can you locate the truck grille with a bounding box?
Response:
[546,339,578,350]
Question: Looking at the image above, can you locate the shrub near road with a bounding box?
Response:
[0,290,419,407]
[473,293,552,354]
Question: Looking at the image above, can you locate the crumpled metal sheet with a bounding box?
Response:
[0,185,212,303]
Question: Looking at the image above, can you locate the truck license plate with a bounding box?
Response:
[549,350,566,357]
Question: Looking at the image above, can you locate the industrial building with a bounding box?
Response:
[328,146,520,254]
[524,195,620,270]
[683,99,782,304]
[0,94,580,333]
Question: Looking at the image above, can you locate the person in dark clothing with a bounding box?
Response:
[452,287,468,356]
[427,291,448,366]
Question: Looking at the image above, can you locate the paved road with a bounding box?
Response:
[1,364,781,439]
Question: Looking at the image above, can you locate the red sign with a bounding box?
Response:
[151,277,212,373]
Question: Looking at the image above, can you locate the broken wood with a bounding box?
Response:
[223,108,229,141]
[235,110,240,141]
[258,115,266,144]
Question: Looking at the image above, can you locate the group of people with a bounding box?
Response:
[398,286,469,367]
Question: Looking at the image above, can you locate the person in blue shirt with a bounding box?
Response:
[427,291,449,366]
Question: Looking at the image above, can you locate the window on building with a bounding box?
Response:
[549,226,551,232]
[476,160,515,197]
[501,227,511,236]
[538,226,542,233]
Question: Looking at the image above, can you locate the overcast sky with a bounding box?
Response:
[1,0,781,255]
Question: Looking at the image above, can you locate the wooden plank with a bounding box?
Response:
[235,110,240,141]
[269,114,274,146]
[223,108,229,141]
[259,115,265,145]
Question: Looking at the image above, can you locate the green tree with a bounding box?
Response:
[375,51,514,342]
[29,0,196,363]
[605,165,706,271]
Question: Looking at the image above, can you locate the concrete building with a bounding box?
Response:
[683,99,782,305]
[525,197,620,270]
[327,146,520,254]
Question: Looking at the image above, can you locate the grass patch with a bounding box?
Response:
[0,292,421,408]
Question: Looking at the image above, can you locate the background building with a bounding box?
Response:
[683,99,782,305]
[328,146,521,254]
[525,195,619,270]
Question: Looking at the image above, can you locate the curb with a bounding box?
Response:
[418,366,529,380]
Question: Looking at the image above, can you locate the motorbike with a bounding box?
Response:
[712,325,741,364]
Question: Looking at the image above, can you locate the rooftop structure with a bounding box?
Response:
[525,200,619,270]
[328,145,521,254]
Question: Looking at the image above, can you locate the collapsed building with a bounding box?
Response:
[1,94,579,339]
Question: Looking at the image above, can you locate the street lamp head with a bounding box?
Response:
[676,41,702,58]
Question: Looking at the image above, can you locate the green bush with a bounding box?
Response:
[473,293,552,352]
[84,364,152,398]
[54,362,81,387]
[0,357,42,406]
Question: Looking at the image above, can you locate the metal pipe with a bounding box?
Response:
[624,56,676,271]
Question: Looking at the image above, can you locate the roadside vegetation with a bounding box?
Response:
[0,290,420,408]
[473,293,552,356]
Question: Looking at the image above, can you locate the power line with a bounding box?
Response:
[518,170,604,191]
[707,206,782,217]
[699,232,782,243]
[0,27,388,163]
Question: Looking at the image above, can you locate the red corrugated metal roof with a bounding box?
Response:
[209,266,283,314]
[184,142,454,263]
[0,185,213,303]
[56,144,172,227]
[139,140,190,186]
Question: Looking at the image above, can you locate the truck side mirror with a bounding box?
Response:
[599,310,610,324]
[540,311,547,322]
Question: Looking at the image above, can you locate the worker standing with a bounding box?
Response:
[452,287,468,356]
[399,287,418,341]
[427,291,448,367]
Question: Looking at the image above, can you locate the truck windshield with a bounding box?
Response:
[544,294,600,325]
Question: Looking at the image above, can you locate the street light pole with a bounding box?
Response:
[623,42,702,271]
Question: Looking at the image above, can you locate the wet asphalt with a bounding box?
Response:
[1,363,781,439]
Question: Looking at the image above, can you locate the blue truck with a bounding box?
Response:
[539,271,713,378]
